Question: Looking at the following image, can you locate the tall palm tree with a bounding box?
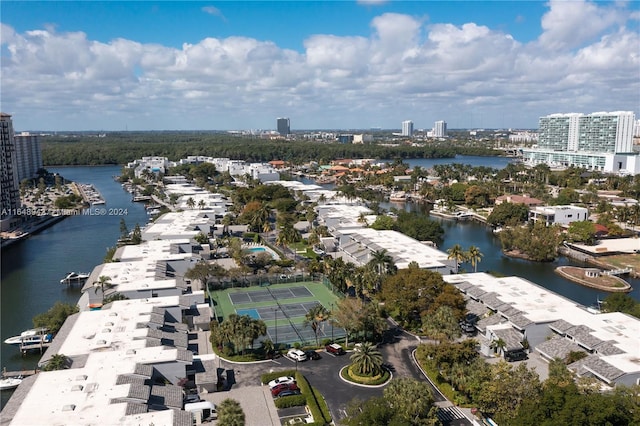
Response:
[186,197,196,209]
[304,303,330,346]
[447,244,466,274]
[368,249,396,276]
[197,199,206,210]
[221,214,233,236]
[349,342,383,376]
[466,245,483,273]
[93,275,113,303]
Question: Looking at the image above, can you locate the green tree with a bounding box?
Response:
[383,378,438,424]
[350,342,383,376]
[186,197,196,209]
[567,220,597,245]
[466,245,483,272]
[41,354,70,371]
[487,202,530,227]
[421,305,461,342]
[33,302,79,334]
[304,303,330,346]
[447,243,466,273]
[370,215,395,230]
[217,398,245,426]
[93,275,113,303]
[601,293,640,318]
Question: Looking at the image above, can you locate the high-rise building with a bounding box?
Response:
[1,112,21,229]
[522,111,639,174]
[434,120,447,137]
[277,117,290,136]
[536,112,635,154]
[14,132,43,181]
[401,120,413,137]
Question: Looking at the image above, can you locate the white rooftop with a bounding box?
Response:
[116,239,192,261]
[10,347,187,426]
[339,228,451,270]
[317,204,373,230]
[57,296,182,357]
[444,273,640,374]
[142,210,216,240]
[570,237,640,255]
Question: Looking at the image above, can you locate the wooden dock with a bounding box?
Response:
[2,368,38,378]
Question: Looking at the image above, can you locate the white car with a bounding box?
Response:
[287,349,308,362]
[268,376,296,389]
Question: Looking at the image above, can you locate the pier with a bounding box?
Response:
[2,368,38,379]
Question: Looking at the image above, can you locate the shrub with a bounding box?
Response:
[274,394,307,408]
[295,372,331,425]
[261,370,296,385]
[340,365,390,386]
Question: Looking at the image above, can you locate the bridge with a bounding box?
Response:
[603,267,632,276]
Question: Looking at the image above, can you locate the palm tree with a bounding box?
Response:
[304,303,330,346]
[368,249,396,277]
[197,199,206,210]
[42,353,70,371]
[466,245,483,273]
[186,197,196,209]
[349,342,383,376]
[217,398,245,426]
[490,337,507,356]
[447,244,466,274]
[221,214,233,236]
[93,275,113,303]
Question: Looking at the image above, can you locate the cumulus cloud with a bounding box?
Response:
[1,1,638,130]
[538,0,628,50]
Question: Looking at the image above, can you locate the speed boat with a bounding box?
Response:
[4,328,52,346]
[60,272,90,285]
[0,376,22,390]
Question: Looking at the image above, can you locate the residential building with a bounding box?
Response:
[277,117,290,135]
[495,194,544,207]
[434,120,447,137]
[522,111,639,174]
[14,132,42,181]
[353,134,373,144]
[1,112,20,231]
[401,120,414,137]
[529,205,589,226]
[444,272,640,388]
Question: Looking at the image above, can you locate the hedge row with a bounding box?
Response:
[295,372,331,425]
[274,394,307,408]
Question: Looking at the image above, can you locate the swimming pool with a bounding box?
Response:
[248,247,266,253]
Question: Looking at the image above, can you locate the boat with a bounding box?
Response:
[132,195,152,202]
[0,376,22,390]
[60,271,90,285]
[4,328,52,346]
[389,191,407,202]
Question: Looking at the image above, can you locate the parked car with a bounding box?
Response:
[271,383,300,398]
[287,349,307,362]
[325,343,345,355]
[183,392,201,404]
[504,349,528,362]
[276,389,302,399]
[465,313,480,324]
[268,375,296,389]
[305,350,321,360]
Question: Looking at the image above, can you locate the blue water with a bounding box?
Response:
[0,166,148,409]
[249,247,266,253]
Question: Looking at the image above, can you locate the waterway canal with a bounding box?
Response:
[1,157,638,410]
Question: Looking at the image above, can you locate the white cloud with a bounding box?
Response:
[538,0,627,50]
[202,5,226,20]
[1,1,638,130]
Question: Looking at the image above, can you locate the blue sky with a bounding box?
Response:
[1,1,639,130]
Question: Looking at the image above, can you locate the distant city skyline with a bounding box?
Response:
[1,1,639,131]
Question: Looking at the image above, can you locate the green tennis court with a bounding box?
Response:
[209,281,346,346]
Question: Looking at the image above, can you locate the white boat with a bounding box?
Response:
[4,328,52,346]
[389,191,407,202]
[0,376,22,390]
[60,272,90,285]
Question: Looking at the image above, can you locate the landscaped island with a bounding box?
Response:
[555,266,632,293]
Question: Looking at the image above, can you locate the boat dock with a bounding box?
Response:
[2,368,38,378]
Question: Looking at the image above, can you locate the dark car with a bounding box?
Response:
[271,383,300,397]
[183,392,201,404]
[465,313,480,324]
[305,350,321,360]
[325,343,345,355]
[276,389,302,399]
[504,349,528,362]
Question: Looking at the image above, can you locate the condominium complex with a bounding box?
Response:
[1,113,21,230]
[401,120,413,137]
[522,111,639,175]
[434,120,447,137]
[14,132,43,181]
[276,117,290,135]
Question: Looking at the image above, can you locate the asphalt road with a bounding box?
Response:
[216,326,473,425]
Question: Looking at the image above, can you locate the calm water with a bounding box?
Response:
[0,166,148,409]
